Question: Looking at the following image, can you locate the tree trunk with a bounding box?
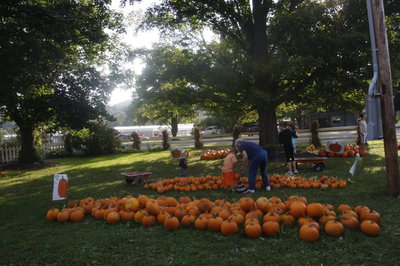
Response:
[258,107,279,147]
[19,126,38,164]
[171,115,178,137]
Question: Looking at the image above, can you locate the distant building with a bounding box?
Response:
[304,112,357,128]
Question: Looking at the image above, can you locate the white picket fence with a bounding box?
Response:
[0,143,64,163]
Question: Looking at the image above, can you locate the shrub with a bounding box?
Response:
[162,130,170,150]
[46,148,68,159]
[69,121,121,156]
[194,126,203,149]
[131,131,141,151]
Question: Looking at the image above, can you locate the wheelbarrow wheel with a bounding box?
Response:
[135,176,145,186]
[125,178,133,184]
[313,163,325,171]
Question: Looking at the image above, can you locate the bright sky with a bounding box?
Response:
[108,0,160,106]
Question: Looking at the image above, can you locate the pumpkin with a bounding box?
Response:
[156,212,168,224]
[56,211,70,222]
[106,212,120,224]
[181,215,196,227]
[340,216,359,229]
[134,210,146,224]
[337,204,352,212]
[125,198,139,211]
[121,210,135,222]
[360,210,381,224]
[306,203,324,218]
[207,217,223,232]
[262,212,281,223]
[324,220,344,236]
[239,197,255,212]
[58,177,68,198]
[360,220,380,236]
[281,214,295,227]
[138,195,149,208]
[262,221,280,236]
[217,209,231,220]
[290,201,307,218]
[142,214,156,226]
[299,224,319,242]
[220,220,238,235]
[228,214,244,225]
[70,210,85,222]
[46,208,60,221]
[256,197,270,213]
[163,215,180,230]
[354,205,370,216]
[244,222,262,238]
[194,217,208,230]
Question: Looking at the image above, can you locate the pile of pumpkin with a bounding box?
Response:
[200,148,230,160]
[143,174,347,193]
[314,144,368,157]
[269,174,347,189]
[46,194,381,241]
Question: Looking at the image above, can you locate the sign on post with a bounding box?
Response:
[52,174,68,200]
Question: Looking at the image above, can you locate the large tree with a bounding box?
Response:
[134,44,200,136]
[138,0,399,146]
[0,0,126,163]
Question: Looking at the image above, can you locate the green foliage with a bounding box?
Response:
[69,121,121,156]
[0,0,127,163]
[45,148,68,159]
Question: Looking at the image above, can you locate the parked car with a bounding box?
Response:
[243,123,259,132]
[201,126,225,135]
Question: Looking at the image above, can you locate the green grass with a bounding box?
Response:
[0,141,399,265]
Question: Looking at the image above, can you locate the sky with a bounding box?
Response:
[108,0,160,106]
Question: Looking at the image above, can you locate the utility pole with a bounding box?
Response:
[370,0,400,196]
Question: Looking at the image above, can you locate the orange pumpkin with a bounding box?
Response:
[299,224,319,242]
[220,220,238,235]
[262,221,280,236]
[163,215,180,230]
[46,208,60,222]
[360,220,380,236]
[244,222,262,238]
[324,220,344,236]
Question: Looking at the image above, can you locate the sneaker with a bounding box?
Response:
[244,189,255,194]
[265,186,271,191]
[286,171,293,176]
[293,170,298,174]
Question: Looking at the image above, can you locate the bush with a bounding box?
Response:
[131,131,141,151]
[46,148,68,159]
[70,121,121,156]
[162,130,170,150]
[193,126,203,149]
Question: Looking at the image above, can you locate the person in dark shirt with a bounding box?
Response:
[235,139,270,193]
[279,122,298,175]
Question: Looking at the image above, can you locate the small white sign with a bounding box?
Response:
[52,174,68,201]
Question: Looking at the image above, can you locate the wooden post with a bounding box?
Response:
[371,0,400,196]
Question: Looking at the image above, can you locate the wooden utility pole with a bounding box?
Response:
[371,0,400,196]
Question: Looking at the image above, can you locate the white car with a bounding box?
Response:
[201,126,225,135]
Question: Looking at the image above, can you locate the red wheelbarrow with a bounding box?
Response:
[122,172,152,185]
[295,157,328,171]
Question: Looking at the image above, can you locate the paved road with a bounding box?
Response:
[130,127,397,151]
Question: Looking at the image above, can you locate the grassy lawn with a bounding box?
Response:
[0,140,399,265]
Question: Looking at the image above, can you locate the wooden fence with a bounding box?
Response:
[0,143,64,163]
